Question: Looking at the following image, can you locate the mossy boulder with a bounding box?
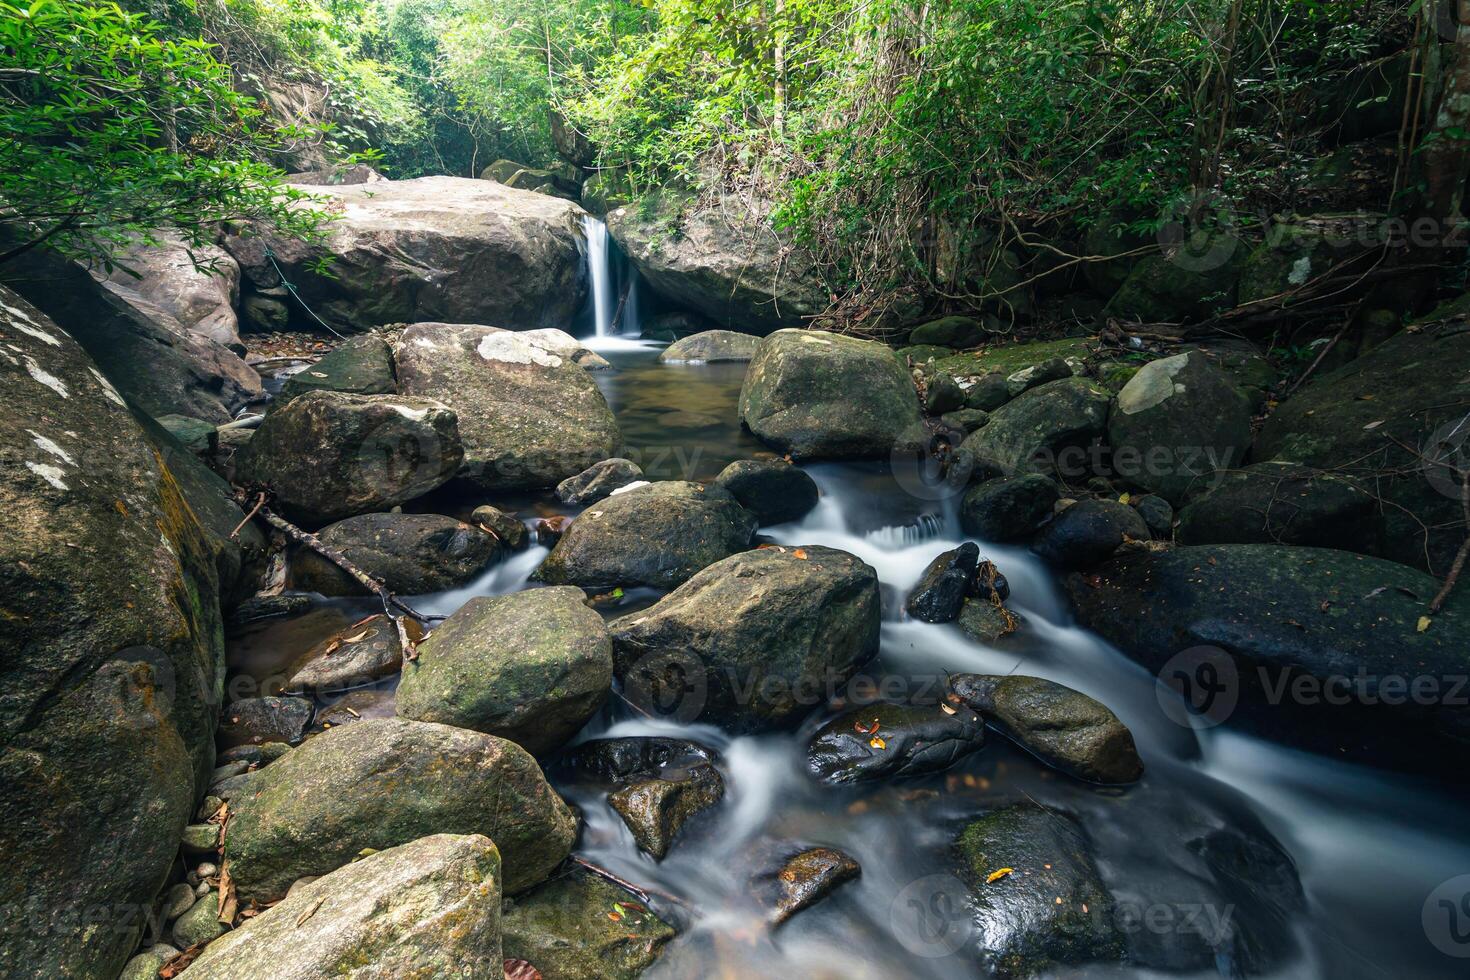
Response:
[908,315,988,349]
[959,377,1111,478]
[712,458,819,526]
[1104,231,1244,324]
[276,335,396,406]
[291,513,500,596]
[1032,499,1150,569]
[658,329,761,363]
[960,474,1059,541]
[1177,461,1381,551]
[502,868,677,979]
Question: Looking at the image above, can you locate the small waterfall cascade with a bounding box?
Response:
[582,214,617,337]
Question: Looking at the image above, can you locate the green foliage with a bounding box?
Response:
[0,0,326,266]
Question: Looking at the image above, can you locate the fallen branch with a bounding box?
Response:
[570,856,690,911]
[229,492,265,540]
[1430,471,1470,614]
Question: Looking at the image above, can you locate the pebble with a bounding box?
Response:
[170,891,228,949]
[161,882,196,921]
[180,823,220,855]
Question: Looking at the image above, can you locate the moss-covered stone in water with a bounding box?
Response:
[275,335,397,407]
[502,868,676,979]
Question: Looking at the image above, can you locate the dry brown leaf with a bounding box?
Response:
[792,548,809,560]
[504,959,543,980]
[294,895,327,927]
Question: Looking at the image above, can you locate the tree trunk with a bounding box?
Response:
[773,0,787,134]
[1422,0,1470,232]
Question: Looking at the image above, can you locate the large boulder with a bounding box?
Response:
[1177,461,1381,550]
[1107,351,1253,503]
[1032,499,1149,569]
[275,335,396,406]
[223,717,576,900]
[712,458,819,525]
[960,475,1060,541]
[1066,545,1470,761]
[1103,232,1245,325]
[502,868,677,980]
[181,835,502,980]
[0,287,225,979]
[394,322,621,490]
[738,330,923,459]
[960,377,1110,478]
[1255,322,1470,576]
[92,231,242,350]
[238,391,463,525]
[606,195,825,333]
[533,481,756,590]
[224,176,588,332]
[396,587,612,755]
[608,546,880,731]
[658,329,761,363]
[290,513,500,596]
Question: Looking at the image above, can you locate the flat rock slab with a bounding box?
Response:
[290,512,500,596]
[502,868,677,980]
[807,702,985,783]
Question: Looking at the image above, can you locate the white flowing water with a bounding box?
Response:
[583,214,618,337]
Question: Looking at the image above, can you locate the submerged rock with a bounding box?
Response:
[712,458,819,526]
[1032,499,1149,569]
[960,474,1060,541]
[217,696,314,748]
[291,513,500,596]
[223,718,575,900]
[181,835,502,980]
[396,587,612,755]
[557,457,645,505]
[749,844,862,927]
[238,391,463,525]
[610,546,880,731]
[739,330,923,459]
[949,675,1143,783]
[807,702,985,783]
[533,481,756,590]
[906,542,980,623]
[659,329,762,363]
[608,762,725,859]
[502,868,677,980]
[285,613,419,693]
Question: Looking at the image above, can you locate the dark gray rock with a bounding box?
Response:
[1132,493,1175,539]
[750,844,861,927]
[925,372,966,414]
[712,458,819,526]
[807,702,985,783]
[608,762,724,859]
[965,372,1013,411]
[560,737,720,784]
[291,513,500,596]
[556,457,644,505]
[275,335,396,406]
[960,377,1111,478]
[1033,499,1149,569]
[961,474,1060,541]
[469,504,530,550]
[217,697,313,748]
[1177,461,1380,550]
[285,613,417,693]
[906,543,980,623]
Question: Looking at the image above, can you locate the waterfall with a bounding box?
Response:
[582,214,617,337]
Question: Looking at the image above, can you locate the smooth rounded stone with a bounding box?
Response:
[1108,351,1252,504]
[949,674,1143,784]
[217,742,292,767]
[210,760,249,783]
[906,542,980,623]
[1067,545,1470,759]
[959,377,1111,477]
[158,414,217,455]
[180,835,502,980]
[659,329,761,363]
[161,881,196,922]
[610,546,880,731]
[1176,461,1379,550]
[223,718,574,901]
[217,696,314,749]
[238,391,463,526]
[807,702,985,784]
[961,474,1060,541]
[955,803,1123,976]
[749,844,861,927]
[197,796,225,821]
[560,737,720,784]
[393,322,621,491]
[1005,356,1075,398]
[517,327,614,371]
[533,481,756,590]
[170,891,228,949]
[285,876,320,898]
[924,371,965,414]
[119,945,179,980]
[285,614,418,693]
[470,504,530,550]
[209,770,261,800]
[1032,499,1149,570]
[181,823,222,855]
[940,408,989,434]
[957,598,1025,645]
[738,330,923,459]
[291,513,500,596]
[195,862,219,881]
[1132,493,1175,539]
[396,587,612,755]
[276,335,397,406]
[907,315,985,348]
[965,372,1013,411]
[712,458,819,526]
[607,762,725,859]
[502,867,677,980]
[556,457,645,505]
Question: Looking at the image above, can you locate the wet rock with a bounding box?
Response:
[534,481,756,590]
[1107,351,1252,504]
[181,835,502,980]
[925,372,966,414]
[807,702,985,783]
[225,594,313,629]
[1176,461,1379,550]
[223,718,575,900]
[394,321,621,490]
[556,457,645,505]
[955,803,1122,976]
[907,315,986,348]
[275,335,396,406]
[218,696,314,748]
[960,474,1060,541]
[659,329,762,363]
[610,546,880,731]
[171,892,228,949]
[285,614,418,693]
[1032,499,1149,569]
[469,504,530,550]
[712,458,819,526]
[217,742,292,767]
[502,867,677,980]
[940,408,989,434]
[739,330,923,460]
[534,515,569,546]
[608,762,725,859]
[1005,357,1073,398]
[750,844,861,927]
[397,587,612,755]
[949,674,1143,783]
[1131,493,1175,539]
[969,559,1010,603]
[291,513,500,596]
[906,543,980,623]
[959,377,1111,478]
[226,176,587,331]
[238,391,463,525]
[560,737,720,784]
[119,945,179,980]
[957,599,1023,645]
[965,372,1013,411]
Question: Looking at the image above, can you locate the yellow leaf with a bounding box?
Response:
[986,868,1014,884]
[869,735,886,750]
[1417,616,1432,633]
[1118,493,1131,505]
